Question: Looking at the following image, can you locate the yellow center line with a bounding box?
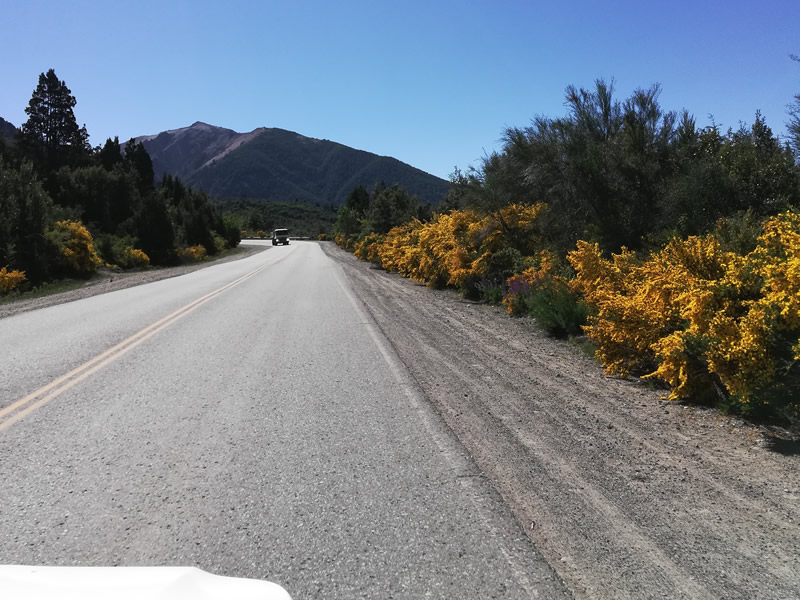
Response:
[0,253,281,432]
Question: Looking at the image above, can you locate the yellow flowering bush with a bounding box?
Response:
[334,233,355,251]
[125,247,150,268]
[504,250,560,315]
[177,245,207,262]
[353,233,385,265]
[377,219,424,277]
[568,240,680,376]
[46,220,103,276]
[702,212,800,406]
[570,212,800,412]
[467,204,547,278]
[0,266,26,294]
[411,210,482,287]
[369,204,547,291]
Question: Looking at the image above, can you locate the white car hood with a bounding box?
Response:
[0,565,291,600]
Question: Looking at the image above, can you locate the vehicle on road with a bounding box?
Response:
[272,229,290,246]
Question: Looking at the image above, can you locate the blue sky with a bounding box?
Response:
[1,0,798,180]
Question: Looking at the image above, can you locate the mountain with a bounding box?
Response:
[135,122,449,206]
[0,117,17,141]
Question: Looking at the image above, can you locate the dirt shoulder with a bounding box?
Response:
[0,245,267,321]
[322,241,800,600]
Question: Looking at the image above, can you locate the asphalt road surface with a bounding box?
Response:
[0,241,567,599]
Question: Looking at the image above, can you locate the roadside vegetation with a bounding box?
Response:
[336,73,800,421]
[0,69,240,298]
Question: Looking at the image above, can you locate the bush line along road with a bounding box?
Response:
[2,240,799,599]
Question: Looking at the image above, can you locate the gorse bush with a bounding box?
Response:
[353,233,385,265]
[343,204,549,292]
[125,247,150,269]
[569,211,800,415]
[0,267,26,294]
[177,245,207,262]
[45,220,102,277]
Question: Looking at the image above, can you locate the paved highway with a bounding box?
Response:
[0,241,565,598]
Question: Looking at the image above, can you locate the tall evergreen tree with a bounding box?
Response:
[124,138,155,195]
[134,194,174,265]
[0,159,52,283]
[17,69,90,174]
[343,184,370,216]
[788,54,800,159]
[98,137,123,171]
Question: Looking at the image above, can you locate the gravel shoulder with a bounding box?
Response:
[321,241,800,600]
[0,245,267,320]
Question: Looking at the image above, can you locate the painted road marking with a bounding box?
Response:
[0,254,285,432]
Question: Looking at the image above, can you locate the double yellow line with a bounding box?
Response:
[0,260,273,432]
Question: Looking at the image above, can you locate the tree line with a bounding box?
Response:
[1,69,239,289]
[449,79,799,258]
[334,181,432,245]
[337,77,799,262]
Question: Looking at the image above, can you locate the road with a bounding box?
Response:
[0,241,567,599]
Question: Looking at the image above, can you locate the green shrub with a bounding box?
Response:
[97,234,150,269]
[525,277,588,337]
[484,247,523,286]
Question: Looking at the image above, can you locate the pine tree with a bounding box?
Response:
[343,184,370,216]
[0,159,52,283]
[124,138,155,195]
[99,137,123,171]
[18,69,90,173]
[789,55,800,159]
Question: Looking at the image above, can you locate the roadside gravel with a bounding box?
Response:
[321,241,800,600]
[0,245,266,320]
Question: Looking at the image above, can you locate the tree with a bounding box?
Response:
[98,137,123,171]
[343,184,370,216]
[335,205,361,240]
[497,80,681,253]
[134,194,174,265]
[0,159,52,284]
[439,167,470,213]
[124,138,155,195]
[365,183,418,234]
[788,54,800,159]
[53,164,139,233]
[18,69,89,174]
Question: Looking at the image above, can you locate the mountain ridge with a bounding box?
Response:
[134,122,449,206]
[0,117,18,140]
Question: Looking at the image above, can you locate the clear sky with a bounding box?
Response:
[1,0,798,180]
